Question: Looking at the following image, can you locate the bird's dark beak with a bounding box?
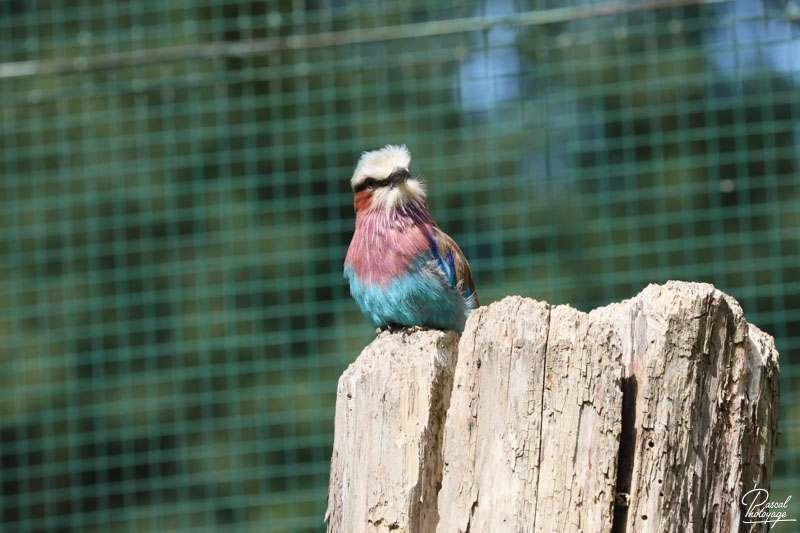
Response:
[388,167,409,186]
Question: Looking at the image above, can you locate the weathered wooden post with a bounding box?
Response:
[325,330,459,532]
[326,282,780,532]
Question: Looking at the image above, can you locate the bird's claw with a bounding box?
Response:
[378,324,429,335]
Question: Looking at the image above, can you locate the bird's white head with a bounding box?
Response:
[350,144,426,212]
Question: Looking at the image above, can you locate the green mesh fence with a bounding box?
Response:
[2,0,799,531]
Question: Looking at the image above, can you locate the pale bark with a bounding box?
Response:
[325,329,459,533]
[326,282,780,533]
[607,282,780,533]
[437,297,624,532]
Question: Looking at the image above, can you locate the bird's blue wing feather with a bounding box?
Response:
[446,250,456,287]
[427,231,457,289]
[429,226,478,308]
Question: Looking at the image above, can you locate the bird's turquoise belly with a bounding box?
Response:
[344,258,469,333]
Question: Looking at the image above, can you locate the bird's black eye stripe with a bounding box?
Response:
[354,178,383,192]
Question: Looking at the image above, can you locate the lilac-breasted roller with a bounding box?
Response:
[344,145,478,334]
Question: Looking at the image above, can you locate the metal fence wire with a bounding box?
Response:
[2,0,799,531]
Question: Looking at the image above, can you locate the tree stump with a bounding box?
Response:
[325,330,459,532]
[326,282,780,533]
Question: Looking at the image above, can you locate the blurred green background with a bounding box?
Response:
[1,0,799,531]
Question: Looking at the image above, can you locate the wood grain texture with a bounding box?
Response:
[609,282,780,533]
[436,297,624,532]
[326,282,780,533]
[325,329,459,533]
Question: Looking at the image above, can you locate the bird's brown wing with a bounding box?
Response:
[431,225,478,307]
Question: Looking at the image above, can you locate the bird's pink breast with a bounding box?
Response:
[345,202,434,286]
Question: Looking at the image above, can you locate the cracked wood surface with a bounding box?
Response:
[325,329,458,533]
[608,282,780,533]
[436,297,624,532]
[326,282,780,533]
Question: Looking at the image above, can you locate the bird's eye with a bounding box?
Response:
[354,177,381,193]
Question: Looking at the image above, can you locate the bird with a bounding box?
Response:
[343,144,477,334]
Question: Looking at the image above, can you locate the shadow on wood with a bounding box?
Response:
[326,281,780,533]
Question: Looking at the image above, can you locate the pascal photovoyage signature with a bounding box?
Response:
[742,487,796,529]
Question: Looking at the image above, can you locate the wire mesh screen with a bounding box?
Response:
[2,0,799,531]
